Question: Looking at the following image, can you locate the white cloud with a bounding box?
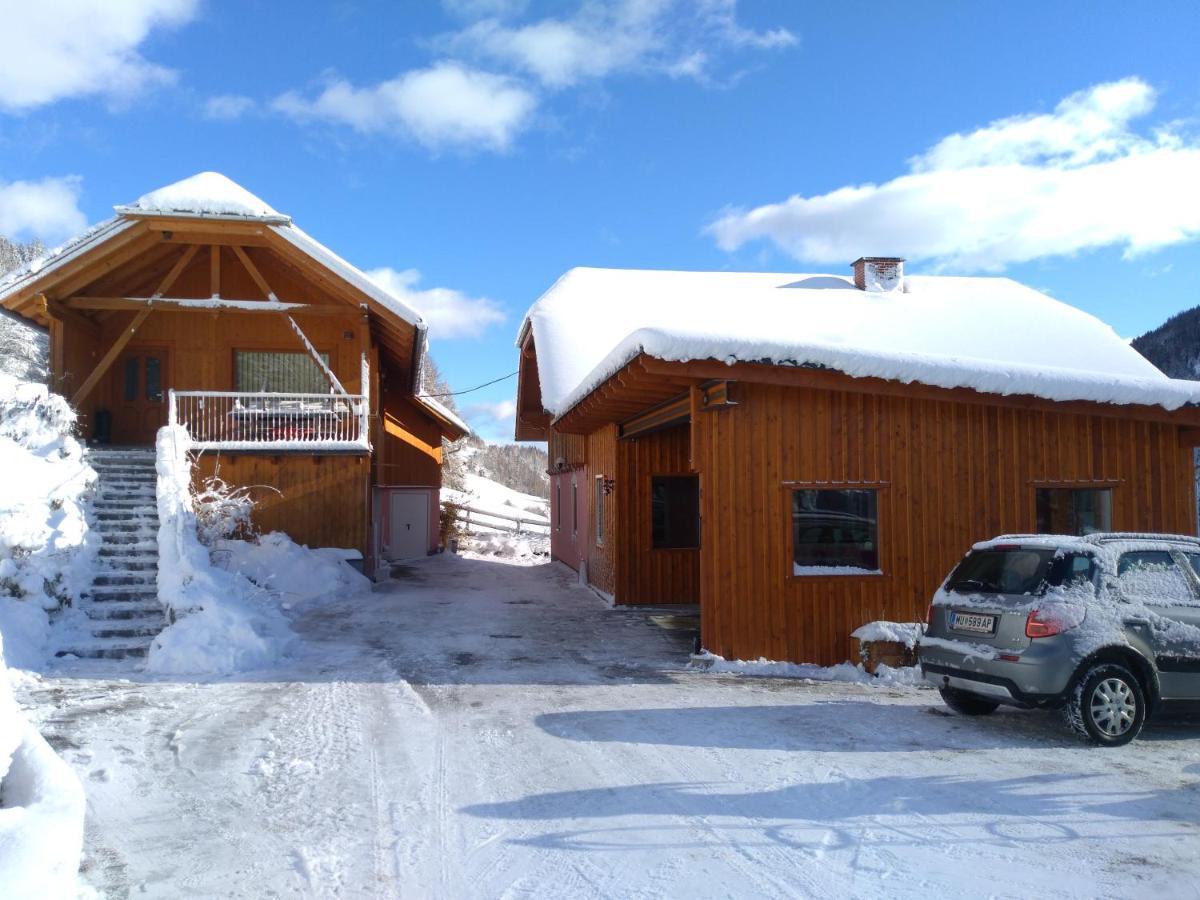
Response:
[465,398,517,420]
[708,78,1200,272]
[0,176,87,242]
[203,94,256,120]
[366,267,506,339]
[442,0,795,88]
[0,0,198,112]
[273,62,537,151]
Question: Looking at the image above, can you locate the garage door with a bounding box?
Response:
[386,492,429,561]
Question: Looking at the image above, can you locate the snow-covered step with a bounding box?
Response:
[92,573,156,587]
[98,557,158,571]
[55,643,150,660]
[85,603,163,621]
[90,619,164,640]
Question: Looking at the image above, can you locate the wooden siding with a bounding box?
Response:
[378,375,444,488]
[692,381,1198,667]
[616,424,699,605]
[194,453,370,554]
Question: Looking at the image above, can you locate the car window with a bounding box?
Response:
[946,549,1054,595]
[1047,552,1098,591]
[1117,550,1197,606]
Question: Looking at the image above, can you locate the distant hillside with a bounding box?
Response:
[0,236,49,382]
[1132,305,1200,379]
[467,442,549,499]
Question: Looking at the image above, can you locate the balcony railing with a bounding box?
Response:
[169,390,370,451]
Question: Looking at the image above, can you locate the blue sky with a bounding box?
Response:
[3,1,1200,441]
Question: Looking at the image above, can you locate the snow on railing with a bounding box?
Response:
[168,390,369,451]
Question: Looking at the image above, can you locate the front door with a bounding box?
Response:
[386,492,429,561]
[110,347,169,445]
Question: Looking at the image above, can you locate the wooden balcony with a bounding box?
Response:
[168,390,370,452]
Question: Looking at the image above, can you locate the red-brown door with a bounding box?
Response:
[110,347,169,445]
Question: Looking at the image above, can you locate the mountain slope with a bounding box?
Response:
[1131,305,1200,379]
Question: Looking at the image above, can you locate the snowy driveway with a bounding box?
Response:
[15,554,1200,898]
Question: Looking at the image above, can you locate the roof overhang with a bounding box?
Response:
[552,353,1200,434]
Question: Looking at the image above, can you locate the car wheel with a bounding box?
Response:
[939,686,1000,716]
[1065,663,1146,747]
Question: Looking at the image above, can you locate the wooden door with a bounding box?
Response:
[110,347,169,445]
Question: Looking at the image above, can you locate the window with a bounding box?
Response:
[235,350,331,394]
[555,479,561,532]
[1036,488,1112,535]
[792,489,878,574]
[594,476,605,545]
[571,477,578,537]
[145,356,162,402]
[946,549,1095,596]
[123,357,139,402]
[651,475,700,549]
[1117,550,1197,606]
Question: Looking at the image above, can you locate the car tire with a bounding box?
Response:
[1065,663,1146,747]
[939,687,1000,716]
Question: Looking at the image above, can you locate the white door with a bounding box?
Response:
[387,492,429,561]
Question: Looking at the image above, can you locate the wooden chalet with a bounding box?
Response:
[0,172,466,575]
[516,260,1200,666]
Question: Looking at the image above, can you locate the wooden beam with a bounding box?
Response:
[41,226,157,301]
[159,230,270,247]
[70,308,150,408]
[63,296,354,315]
[153,245,199,298]
[39,294,101,341]
[209,245,221,298]
[232,245,278,301]
[1179,427,1200,448]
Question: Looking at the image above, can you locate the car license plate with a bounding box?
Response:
[950,611,996,635]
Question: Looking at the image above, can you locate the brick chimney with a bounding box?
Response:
[852,257,905,292]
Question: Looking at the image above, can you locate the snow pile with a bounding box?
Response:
[851,621,922,648]
[149,427,294,676]
[0,375,96,669]
[522,267,1200,416]
[119,171,284,220]
[0,635,85,900]
[464,533,550,561]
[217,532,368,603]
[692,651,925,686]
[150,426,370,675]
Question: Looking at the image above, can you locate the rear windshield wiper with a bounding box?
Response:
[951,578,994,592]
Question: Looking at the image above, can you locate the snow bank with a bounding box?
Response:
[465,534,550,561]
[0,375,96,668]
[0,635,85,900]
[150,427,369,675]
[522,267,1200,417]
[692,651,924,687]
[851,621,923,648]
[149,427,294,676]
[218,532,368,603]
[119,171,284,220]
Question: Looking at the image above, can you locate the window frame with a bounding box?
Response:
[1033,484,1115,536]
[1115,548,1200,607]
[594,474,605,546]
[650,473,701,551]
[783,481,887,579]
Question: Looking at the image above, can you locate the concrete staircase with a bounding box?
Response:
[57,448,167,660]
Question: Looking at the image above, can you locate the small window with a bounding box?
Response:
[123,357,139,402]
[792,489,878,574]
[145,356,162,402]
[571,477,578,537]
[555,479,561,532]
[1036,488,1112,535]
[594,476,605,546]
[1117,550,1196,606]
[651,475,700,549]
[235,350,331,394]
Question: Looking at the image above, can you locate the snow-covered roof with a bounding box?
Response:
[115,171,289,222]
[0,172,426,331]
[414,393,471,437]
[521,267,1200,417]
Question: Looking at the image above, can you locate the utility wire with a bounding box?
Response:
[420,370,518,398]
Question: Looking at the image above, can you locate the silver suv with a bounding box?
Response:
[918,533,1200,746]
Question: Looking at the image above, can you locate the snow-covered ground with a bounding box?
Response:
[444,471,550,537]
[11,554,1200,898]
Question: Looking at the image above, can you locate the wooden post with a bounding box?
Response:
[70,308,151,408]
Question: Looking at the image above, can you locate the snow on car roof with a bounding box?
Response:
[520,267,1200,418]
